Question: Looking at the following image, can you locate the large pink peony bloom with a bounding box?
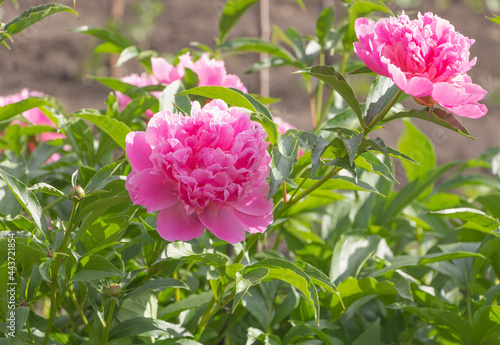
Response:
[354,12,487,118]
[0,89,65,163]
[125,99,273,243]
[116,72,161,117]
[151,52,247,93]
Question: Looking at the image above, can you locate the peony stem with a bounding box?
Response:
[364,89,404,134]
[102,298,117,345]
[275,167,340,219]
[42,201,79,345]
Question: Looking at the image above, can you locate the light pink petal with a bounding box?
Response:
[126,131,153,171]
[353,42,388,77]
[223,74,247,93]
[157,204,205,241]
[41,132,66,142]
[233,185,273,216]
[198,207,247,243]
[432,82,486,106]
[387,63,433,97]
[126,169,179,212]
[443,103,487,119]
[151,57,183,84]
[234,210,273,234]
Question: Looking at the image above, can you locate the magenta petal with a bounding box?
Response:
[234,210,272,234]
[233,185,273,216]
[126,169,179,212]
[198,207,246,244]
[126,131,153,172]
[387,64,432,97]
[157,204,205,241]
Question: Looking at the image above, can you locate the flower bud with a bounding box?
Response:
[68,186,85,202]
[105,284,123,298]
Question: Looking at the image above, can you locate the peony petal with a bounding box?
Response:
[234,210,273,234]
[126,169,179,212]
[387,63,433,97]
[157,204,205,241]
[198,207,247,244]
[432,81,486,107]
[443,103,487,119]
[126,131,153,171]
[151,57,183,84]
[233,185,273,216]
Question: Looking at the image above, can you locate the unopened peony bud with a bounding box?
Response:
[105,284,123,298]
[68,186,85,202]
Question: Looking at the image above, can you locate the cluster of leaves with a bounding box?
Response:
[1,1,500,345]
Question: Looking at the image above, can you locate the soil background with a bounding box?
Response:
[1,0,500,170]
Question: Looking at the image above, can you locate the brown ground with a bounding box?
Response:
[1,0,499,165]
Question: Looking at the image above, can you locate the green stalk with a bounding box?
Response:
[275,167,340,219]
[235,233,261,264]
[304,75,317,128]
[364,89,404,134]
[315,52,326,129]
[42,202,79,345]
[102,298,116,345]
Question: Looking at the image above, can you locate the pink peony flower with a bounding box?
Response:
[354,12,487,118]
[125,99,273,243]
[151,52,247,93]
[116,72,161,117]
[0,89,65,163]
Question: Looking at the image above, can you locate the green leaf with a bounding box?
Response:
[269,133,299,197]
[159,80,191,115]
[28,182,68,199]
[1,4,78,42]
[230,88,273,121]
[0,168,51,242]
[355,153,398,183]
[85,159,125,194]
[377,162,459,225]
[70,112,131,150]
[71,254,124,281]
[0,98,53,122]
[295,66,363,125]
[340,133,363,166]
[116,45,140,66]
[218,0,260,43]
[472,306,500,345]
[221,38,294,61]
[244,258,320,322]
[163,242,229,267]
[251,112,278,145]
[158,291,213,320]
[109,317,192,340]
[384,108,474,139]
[119,95,160,123]
[398,119,436,182]
[431,207,500,235]
[316,6,335,49]
[177,86,256,111]
[297,176,382,195]
[352,318,381,345]
[330,231,380,284]
[126,278,189,299]
[332,277,399,317]
[400,306,471,343]
[232,267,269,312]
[364,76,400,126]
[70,25,134,49]
[296,132,331,177]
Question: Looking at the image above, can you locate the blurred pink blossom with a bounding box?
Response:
[125,99,272,243]
[354,12,487,118]
[0,89,65,163]
[116,73,161,117]
[151,52,247,92]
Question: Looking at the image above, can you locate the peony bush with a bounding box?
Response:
[1,1,500,345]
